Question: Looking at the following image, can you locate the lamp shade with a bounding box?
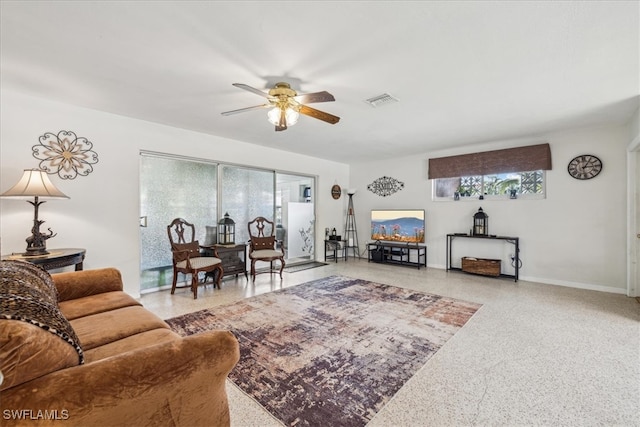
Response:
[1,169,69,199]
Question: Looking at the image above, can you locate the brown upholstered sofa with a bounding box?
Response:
[0,261,240,426]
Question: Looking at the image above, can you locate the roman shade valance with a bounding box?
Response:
[428,143,551,179]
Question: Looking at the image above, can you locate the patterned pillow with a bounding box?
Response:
[251,236,276,251]
[3,258,59,305]
[0,260,84,389]
[171,241,201,262]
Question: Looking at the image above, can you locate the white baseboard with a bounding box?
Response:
[429,264,627,295]
[519,275,627,295]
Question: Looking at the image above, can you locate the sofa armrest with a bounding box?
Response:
[1,330,240,427]
[53,268,124,302]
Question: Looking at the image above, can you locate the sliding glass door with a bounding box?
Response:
[220,165,275,245]
[139,152,316,293]
[139,154,217,292]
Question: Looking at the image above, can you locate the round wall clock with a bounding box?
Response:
[567,154,602,180]
[331,184,342,199]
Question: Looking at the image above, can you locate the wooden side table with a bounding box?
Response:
[1,248,86,271]
[201,243,248,280]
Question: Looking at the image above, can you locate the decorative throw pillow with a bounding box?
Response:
[251,236,276,251]
[171,241,201,261]
[0,260,84,390]
[1,320,79,390]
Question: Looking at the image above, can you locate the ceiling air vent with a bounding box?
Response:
[364,93,399,108]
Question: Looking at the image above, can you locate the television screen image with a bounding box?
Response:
[370,209,425,243]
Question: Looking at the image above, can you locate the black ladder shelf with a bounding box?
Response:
[344,192,361,258]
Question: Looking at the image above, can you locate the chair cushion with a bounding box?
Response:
[250,249,283,259]
[176,257,221,269]
[83,328,180,363]
[59,291,142,321]
[70,305,170,351]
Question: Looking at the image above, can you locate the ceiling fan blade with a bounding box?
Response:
[221,104,271,116]
[299,105,340,124]
[294,91,336,104]
[232,83,273,99]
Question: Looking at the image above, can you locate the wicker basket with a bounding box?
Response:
[461,257,501,277]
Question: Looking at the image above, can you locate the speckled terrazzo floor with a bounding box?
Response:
[141,259,640,427]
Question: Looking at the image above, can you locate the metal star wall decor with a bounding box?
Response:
[367,176,405,197]
[32,130,99,179]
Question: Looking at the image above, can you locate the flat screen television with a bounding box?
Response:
[370,209,425,243]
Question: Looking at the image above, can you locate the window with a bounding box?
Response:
[428,143,550,201]
[434,170,545,200]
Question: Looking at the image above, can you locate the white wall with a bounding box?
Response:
[629,107,640,146]
[0,90,349,297]
[627,107,640,296]
[350,124,630,294]
[2,89,632,295]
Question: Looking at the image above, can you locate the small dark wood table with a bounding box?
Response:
[1,248,86,271]
[201,243,248,280]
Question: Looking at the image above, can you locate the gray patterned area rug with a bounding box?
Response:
[165,275,481,427]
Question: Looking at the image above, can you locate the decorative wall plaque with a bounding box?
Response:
[367,176,404,197]
[331,184,342,199]
[32,130,99,179]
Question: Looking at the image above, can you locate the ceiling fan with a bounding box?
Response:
[221,82,340,132]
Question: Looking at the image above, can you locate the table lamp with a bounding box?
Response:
[1,169,69,255]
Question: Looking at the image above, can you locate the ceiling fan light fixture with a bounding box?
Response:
[286,108,299,126]
[224,82,339,129]
[268,106,299,126]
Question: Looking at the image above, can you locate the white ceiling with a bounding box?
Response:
[1,1,638,164]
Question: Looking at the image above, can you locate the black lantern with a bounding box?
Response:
[473,207,488,236]
[218,212,235,245]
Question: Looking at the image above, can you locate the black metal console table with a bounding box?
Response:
[446,234,520,281]
[325,240,347,263]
